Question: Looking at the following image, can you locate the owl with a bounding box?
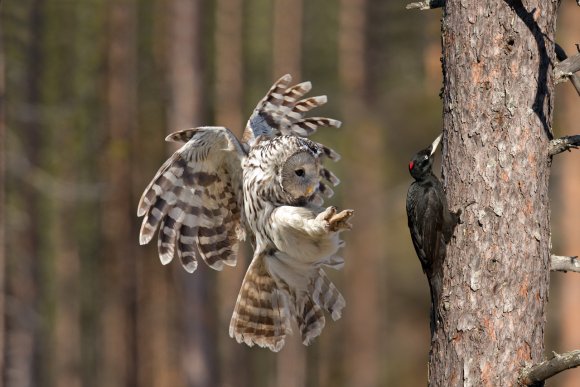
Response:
[137,75,353,352]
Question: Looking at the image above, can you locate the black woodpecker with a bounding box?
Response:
[406,134,459,273]
[406,134,460,330]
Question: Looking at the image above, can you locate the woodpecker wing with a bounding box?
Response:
[407,183,445,272]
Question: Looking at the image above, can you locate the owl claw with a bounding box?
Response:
[317,206,337,222]
[327,209,354,232]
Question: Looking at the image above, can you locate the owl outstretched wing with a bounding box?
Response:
[137,126,246,273]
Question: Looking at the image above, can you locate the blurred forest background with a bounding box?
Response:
[0,0,579,386]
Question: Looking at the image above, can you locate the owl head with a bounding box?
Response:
[278,147,321,205]
[247,136,324,206]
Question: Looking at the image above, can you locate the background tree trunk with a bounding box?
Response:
[273,0,303,80]
[4,2,44,386]
[215,0,243,130]
[101,1,137,386]
[556,3,580,386]
[339,0,384,386]
[0,17,5,385]
[433,0,557,385]
[166,1,219,386]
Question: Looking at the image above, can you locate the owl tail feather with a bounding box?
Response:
[297,297,325,346]
[310,268,346,321]
[229,252,292,352]
[297,269,345,345]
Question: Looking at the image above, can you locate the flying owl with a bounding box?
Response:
[137,75,353,352]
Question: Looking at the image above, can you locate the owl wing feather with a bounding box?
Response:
[241,75,342,205]
[138,126,246,273]
[242,74,342,145]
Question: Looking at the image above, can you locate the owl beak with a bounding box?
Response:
[305,184,316,196]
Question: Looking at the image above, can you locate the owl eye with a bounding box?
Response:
[294,168,305,177]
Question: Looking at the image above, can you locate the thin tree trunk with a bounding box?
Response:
[4,2,44,386]
[339,0,383,386]
[101,1,137,386]
[213,1,252,386]
[0,21,6,385]
[433,0,557,385]
[215,0,243,130]
[166,1,219,386]
[272,0,303,80]
[53,223,81,387]
[275,337,306,387]
[43,4,83,384]
[557,3,580,386]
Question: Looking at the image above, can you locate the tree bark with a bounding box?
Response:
[432,0,557,385]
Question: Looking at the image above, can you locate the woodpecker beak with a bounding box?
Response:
[430,134,442,156]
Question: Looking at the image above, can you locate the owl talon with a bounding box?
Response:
[327,209,354,232]
[317,206,337,222]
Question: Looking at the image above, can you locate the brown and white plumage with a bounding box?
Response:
[137,75,352,351]
[137,127,246,273]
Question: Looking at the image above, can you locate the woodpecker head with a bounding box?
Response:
[408,134,442,180]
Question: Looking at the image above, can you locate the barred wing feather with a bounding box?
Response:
[138,126,246,273]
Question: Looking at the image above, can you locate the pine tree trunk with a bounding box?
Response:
[431,0,558,385]
[101,1,137,385]
[166,1,219,386]
[272,0,303,80]
[215,0,243,130]
[0,19,6,385]
[339,0,383,386]
[4,3,43,386]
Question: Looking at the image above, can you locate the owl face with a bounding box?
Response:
[280,151,320,204]
[244,135,325,207]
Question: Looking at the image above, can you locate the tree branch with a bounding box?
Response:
[554,43,580,96]
[548,135,580,156]
[520,350,580,386]
[405,0,444,10]
[550,255,580,273]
